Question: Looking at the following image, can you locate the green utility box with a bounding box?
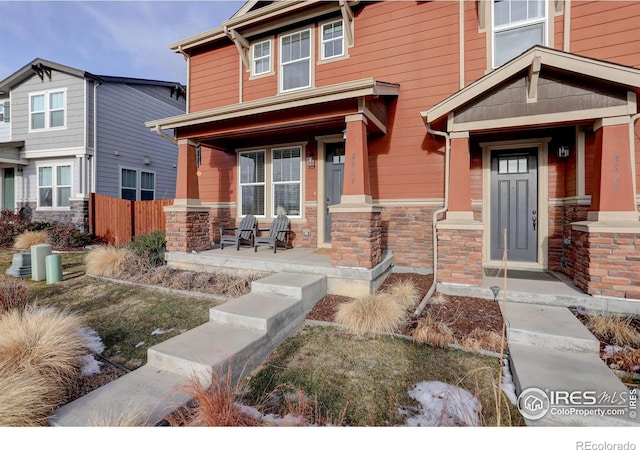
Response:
[45,254,63,284]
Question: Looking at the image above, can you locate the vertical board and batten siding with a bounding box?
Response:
[89,193,173,244]
[10,71,85,153]
[95,82,185,199]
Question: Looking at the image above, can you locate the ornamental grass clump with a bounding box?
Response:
[387,279,421,309]
[583,313,640,348]
[0,308,87,426]
[334,293,406,335]
[412,314,456,349]
[13,230,50,250]
[85,245,131,278]
[0,275,32,314]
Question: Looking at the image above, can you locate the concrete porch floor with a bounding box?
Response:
[165,246,395,297]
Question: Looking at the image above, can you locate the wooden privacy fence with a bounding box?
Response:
[89,193,173,245]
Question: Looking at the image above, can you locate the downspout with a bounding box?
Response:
[91,80,102,193]
[631,111,640,210]
[154,124,178,145]
[412,123,451,318]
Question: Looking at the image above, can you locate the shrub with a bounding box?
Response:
[0,210,29,246]
[0,308,86,426]
[129,230,166,266]
[48,222,91,249]
[85,246,131,278]
[334,293,406,335]
[14,230,50,250]
[0,276,32,314]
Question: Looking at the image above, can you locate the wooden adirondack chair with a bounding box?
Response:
[220,214,256,250]
[254,214,292,253]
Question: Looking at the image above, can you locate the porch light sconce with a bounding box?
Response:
[17,167,23,173]
[342,128,347,140]
[556,145,570,159]
[195,144,202,168]
[143,156,151,165]
[306,151,315,169]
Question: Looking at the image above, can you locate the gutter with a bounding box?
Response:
[154,124,178,145]
[412,123,451,318]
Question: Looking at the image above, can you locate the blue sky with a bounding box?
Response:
[0,0,245,84]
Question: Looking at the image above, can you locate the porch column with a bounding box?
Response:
[164,139,210,253]
[330,114,383,270]
[437,132,483,286]
[571,116,640,299]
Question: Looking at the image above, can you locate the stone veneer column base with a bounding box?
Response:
[329,202,382,269]
[436,220,484,285]
[164,204,210,253]
[572,220,640,299]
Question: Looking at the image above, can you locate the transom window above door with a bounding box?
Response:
[492,0,547,68]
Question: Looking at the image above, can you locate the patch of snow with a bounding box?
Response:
[151,327,175,336]
[135,341,145,348]
[501,357,518,405]
[78,326,105,354]
[235,403,306,426]
[398,381,482,426]
[80,354,102,376]
[604,345,624,357]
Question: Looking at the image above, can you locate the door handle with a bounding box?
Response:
[532,210,537,231]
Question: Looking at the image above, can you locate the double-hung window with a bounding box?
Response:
[492,0,546,68]
[280,29,311,92]
[252,40,271,76]
[238,146,302,218]
[0,101,9,123]
[121,168,155,201]
[321,20,344,60]
[239,151,266,216]
[38,164,71,208]
[272,147,301,216]
[29,90,65,131]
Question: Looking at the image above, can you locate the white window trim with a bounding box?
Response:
[119,167,156,201]
[319,19,345,61]
[36,162,73,210]
[490,0,548,69]
[279,27,314,94]
[250,38,273,78]
[237,143,305,219]
[29,88,67,132]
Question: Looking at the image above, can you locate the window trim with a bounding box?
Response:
[28,88,67,132]
[36,162,72,210]
[251,38,273,78]
[237,143,305,219]
[119,167,156,201]
[279,27,313,93]
[319,19,345,61]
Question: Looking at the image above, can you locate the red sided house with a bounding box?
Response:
[146,0,640,302]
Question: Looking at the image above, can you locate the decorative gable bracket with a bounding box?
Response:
[31,63,52,81]
[339,0,355,47]
[527,56,542,103]
[224,26,251,71]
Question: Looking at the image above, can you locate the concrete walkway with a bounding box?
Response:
[49,272,326,426]
[503,301,639,426]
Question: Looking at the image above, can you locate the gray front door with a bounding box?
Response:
[490,150,538,262]
[325,142,345,243]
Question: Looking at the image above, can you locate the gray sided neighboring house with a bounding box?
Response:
[0,58,185,230]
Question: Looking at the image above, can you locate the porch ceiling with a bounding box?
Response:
[0,141,27,165]
[145,78,399,141]
[422,46,640,133]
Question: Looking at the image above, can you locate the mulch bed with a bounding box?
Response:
[307,272,504,343]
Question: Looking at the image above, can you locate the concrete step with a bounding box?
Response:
[50,365,191,426]
[209,292,302,332]
[502,302,600,353]
[251,272,326,306]
[509,343,639,426]
[147,321,266,384]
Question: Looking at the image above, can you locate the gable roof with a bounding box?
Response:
[0,58,185,95]
[422,46,640,127]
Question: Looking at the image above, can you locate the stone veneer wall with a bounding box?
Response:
[548,203,589,275]
[18,199,89,231]
[331,211,382,269]
[572,230,640,299]
[436,227,483,285]
[165,209,210,253]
